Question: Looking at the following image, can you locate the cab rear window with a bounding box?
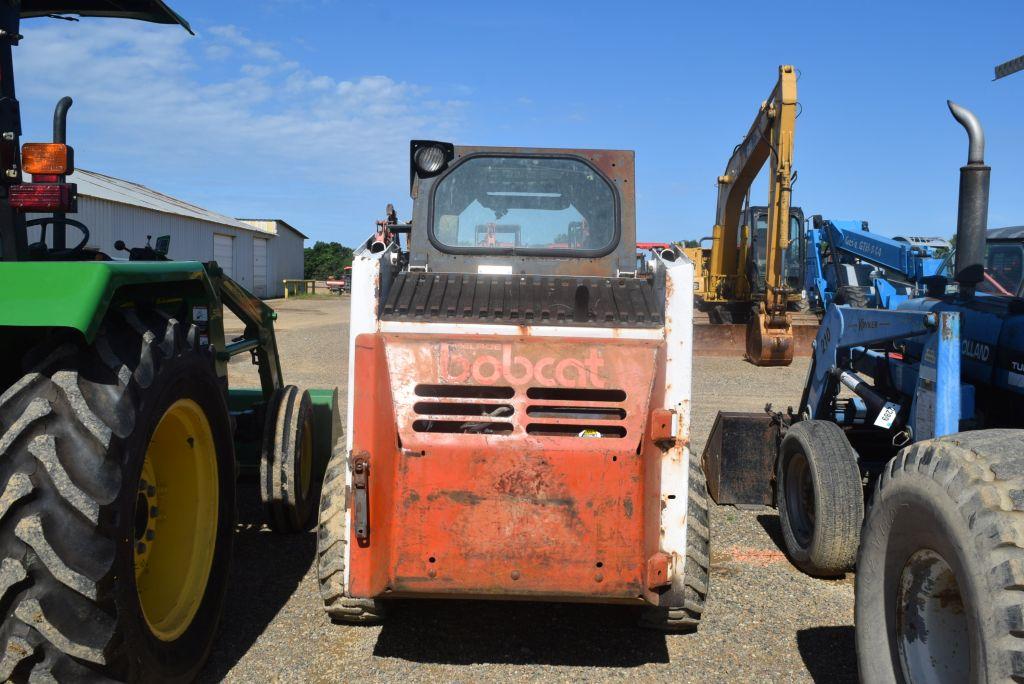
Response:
[430,156,617,255]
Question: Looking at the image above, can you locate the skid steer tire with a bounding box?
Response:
[640,458,710,632]
[260,385,319,532]
[0,310,235,682]
[316,439,385,624]
[856,430,1024,684]
[776,420,863,577]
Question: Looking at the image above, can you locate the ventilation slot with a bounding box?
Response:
[415,384,514,399]
[525,424,627,438]
[526,406,625,421]
[525,387,626,402]
[415,402,514,417]
[413,420,513,435]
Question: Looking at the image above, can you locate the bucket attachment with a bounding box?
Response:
[702,411,779,505]
[745,308,794,367]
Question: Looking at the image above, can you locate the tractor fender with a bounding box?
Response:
[0,261,215,342]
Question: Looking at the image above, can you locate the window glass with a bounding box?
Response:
[980,243,1023,295]
[432,156,616,252]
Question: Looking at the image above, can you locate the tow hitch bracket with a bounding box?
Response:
[351,455,370,542]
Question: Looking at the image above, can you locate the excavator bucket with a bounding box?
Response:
[691,310,816,360]
[745,311,794,366]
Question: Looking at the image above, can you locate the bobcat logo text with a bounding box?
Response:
[439,344,606,388]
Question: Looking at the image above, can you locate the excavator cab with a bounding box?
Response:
[748,206,806,298]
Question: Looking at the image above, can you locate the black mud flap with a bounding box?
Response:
[702,411,779,506]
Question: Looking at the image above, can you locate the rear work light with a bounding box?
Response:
[22,143,74,175]
[8,182,77,212]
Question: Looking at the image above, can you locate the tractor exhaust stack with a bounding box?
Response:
[948,100,990,296]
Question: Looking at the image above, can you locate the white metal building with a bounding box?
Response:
[36,169,306,298]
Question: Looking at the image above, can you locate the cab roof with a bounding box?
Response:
[20,1,191,33]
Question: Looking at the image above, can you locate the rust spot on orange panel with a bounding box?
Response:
[494,458,552,499]
[426,489,484,505]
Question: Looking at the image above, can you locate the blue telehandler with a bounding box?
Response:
[701,101,1024,682]
[803,217,949,311]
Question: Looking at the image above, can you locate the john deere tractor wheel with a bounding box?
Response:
[776,420,863,577]
[640,458,710,632]
[316,439,385,623]
[260,385,318,532]
[856,430,1024,684]
[0,310,235,682]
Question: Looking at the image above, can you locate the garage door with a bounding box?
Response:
[213,234,234,278]
[253,237,268,297]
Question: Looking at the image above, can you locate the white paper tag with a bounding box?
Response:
[477,264,513,275]
[874,402,900,429]
[192,305,209,323]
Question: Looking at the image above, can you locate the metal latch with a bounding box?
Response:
[351,456,370,542]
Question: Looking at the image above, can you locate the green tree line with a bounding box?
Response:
[304,241,354,279]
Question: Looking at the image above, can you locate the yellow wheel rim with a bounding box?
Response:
[134,399,219,642]
[299,413,313,497]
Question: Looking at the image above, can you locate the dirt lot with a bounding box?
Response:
[209,296,855,683]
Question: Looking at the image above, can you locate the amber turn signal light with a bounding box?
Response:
[22,143,74,175]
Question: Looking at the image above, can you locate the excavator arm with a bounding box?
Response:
[705,64,798,365]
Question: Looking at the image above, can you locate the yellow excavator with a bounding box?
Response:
[690,65,804,366]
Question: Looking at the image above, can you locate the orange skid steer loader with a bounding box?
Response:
[316,143,709,629]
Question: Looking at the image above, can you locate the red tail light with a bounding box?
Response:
[8,182,77,212]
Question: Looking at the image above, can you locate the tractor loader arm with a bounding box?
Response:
[706,65,798,366]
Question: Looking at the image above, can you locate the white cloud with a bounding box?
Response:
[14,20,466,192]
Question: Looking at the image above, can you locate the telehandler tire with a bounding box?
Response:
[834,285,869,308]
[776,420,862,577]
[640,458,710,632]
[0,310,234,682]
[316,438,385,623]
[856,430,1024,684]
[260,385,319,532]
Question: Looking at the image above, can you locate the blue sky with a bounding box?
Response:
[13,1,1024,246]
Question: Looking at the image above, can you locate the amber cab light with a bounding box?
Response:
[22,143,74,175]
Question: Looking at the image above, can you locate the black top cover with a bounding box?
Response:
[20,0,191,33]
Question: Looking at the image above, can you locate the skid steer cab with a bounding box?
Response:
[317,142,709,631]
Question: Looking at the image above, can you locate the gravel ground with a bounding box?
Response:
[207,296,856,683]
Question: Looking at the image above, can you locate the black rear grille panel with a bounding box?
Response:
[525,387,627,402]
[381,273,663,328]
[413,419,514,435]
[414,384,515,399]
[414,402,514,417]
[525,423,627,438]
[525,406,626,421]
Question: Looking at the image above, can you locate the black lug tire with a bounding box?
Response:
[835,285,869,308]
[316,438,385,624]
[260,385,319,532]
[776,420,863,577]
[0,310,235,682]
[856,430,1024,684]
[640,458,711,632]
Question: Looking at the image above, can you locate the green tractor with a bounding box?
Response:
[0,3,337,681]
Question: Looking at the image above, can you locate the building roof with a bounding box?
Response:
[69,169,275,235]
[237,218,309,239]
[989,226,1024,241]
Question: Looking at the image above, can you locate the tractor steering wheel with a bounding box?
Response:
[25,216,91,254]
